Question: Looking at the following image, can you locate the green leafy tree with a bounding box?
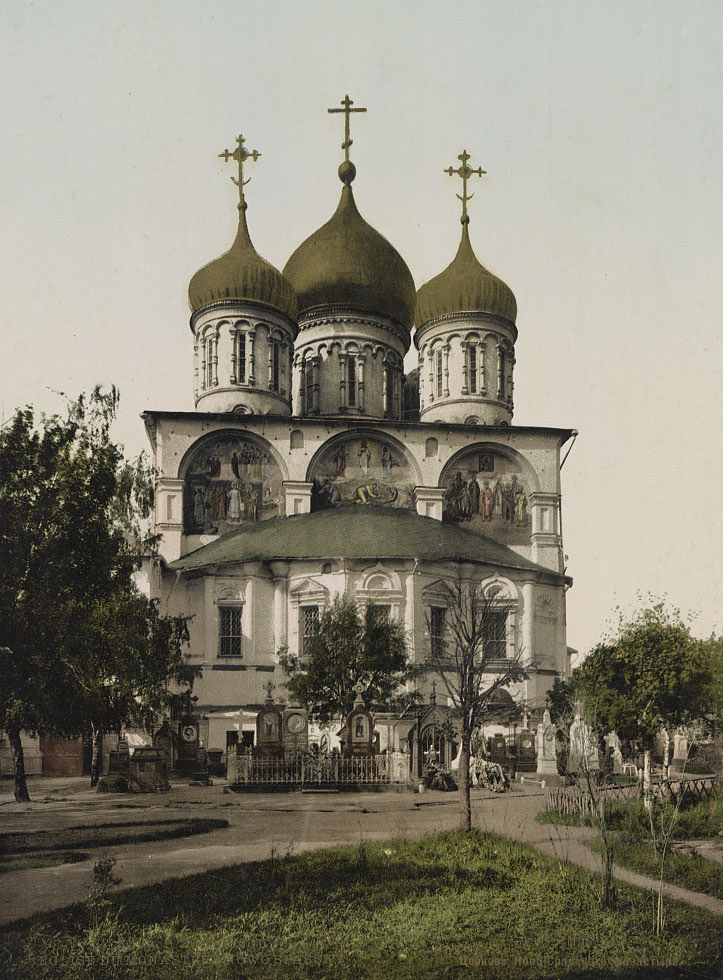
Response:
[0,388,195,800]
[279,594,416,724]
[574,604,708,802]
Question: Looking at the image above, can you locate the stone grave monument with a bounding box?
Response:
[535,708,558,775]
[344,682,375,758]
[255,682,284,759]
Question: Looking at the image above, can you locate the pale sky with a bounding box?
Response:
[2,1,721,657]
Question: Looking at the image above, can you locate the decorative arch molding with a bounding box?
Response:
[354,562,403,617]
[289,577,330,609]
[179,428,289,536]
[178,428,288,482]
[438,442,538,492]
[214,583,247,605]
[479,574,519,603]
[305,428,421,513]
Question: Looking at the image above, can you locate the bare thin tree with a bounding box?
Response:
[426,578,527,831]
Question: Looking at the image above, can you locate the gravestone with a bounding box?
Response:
[344,681,375,757]
[109,734,131,778]
[604,731,623,775]
[535,709,558,775]
[516,729,537,772]
[177,716,200,774]
[568,707,599,775]
[489,733,507,767]
[255,682,284,759]
[153,720,173,767]
[129,746,169,792]
[282,708,309,756]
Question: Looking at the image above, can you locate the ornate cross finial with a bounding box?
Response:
[328,94,367,161]
[218,134,261,211]
[444,149,486,225]
[328,95,367,184]
[263,680,275,702]
[431,680,437,704]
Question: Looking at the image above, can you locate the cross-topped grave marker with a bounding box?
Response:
[444,149,486,225]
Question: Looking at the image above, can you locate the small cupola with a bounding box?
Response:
[189,134,298,416]
[414,151,517,426]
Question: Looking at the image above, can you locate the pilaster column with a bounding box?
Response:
[461,342,469,395]
[230,328,238,384]
[496,343,504,399]
[212,329,219,387]
[193,338,200,398]
[427,348,434,402]
[418,354,425,409]
[382,357,388,414]
[201,339,207,391]
[248,329,256,386]
[312,355,320,413]
[443,344,450,398]
[358,355,366,412]
[480,343,487,395]
[270,562,290,653]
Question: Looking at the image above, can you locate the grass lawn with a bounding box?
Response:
[584,837,723,900]
[0,830,721,980]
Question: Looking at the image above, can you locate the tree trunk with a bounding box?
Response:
[90,725,103,787]
[643,747,652,810]
[8,725,30,802]
[458,732,472,832]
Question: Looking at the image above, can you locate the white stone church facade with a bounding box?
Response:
[140,120,574,758]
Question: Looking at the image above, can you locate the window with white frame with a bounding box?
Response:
[484,609,508,659]
[218,605,243,657]
[300,604,319,657]
[468,344,478,394]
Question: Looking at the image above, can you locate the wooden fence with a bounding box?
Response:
[545,775,718,817]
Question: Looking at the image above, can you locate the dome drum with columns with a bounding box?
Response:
[139,102,576,761]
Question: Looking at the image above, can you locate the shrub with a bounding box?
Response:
[96,775,129,794]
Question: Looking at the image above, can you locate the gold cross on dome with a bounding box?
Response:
[328,94,367,162]
[444,149,486,224]
[218,134,261,208]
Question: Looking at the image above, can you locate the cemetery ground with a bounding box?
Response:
[1,779,722,979]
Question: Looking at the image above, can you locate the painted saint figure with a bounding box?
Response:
[482,483,493,520]
[227,482,242,521]
[335,445,347,478]
[358,440,372,475]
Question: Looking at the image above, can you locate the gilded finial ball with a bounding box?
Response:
[339,160,356,184]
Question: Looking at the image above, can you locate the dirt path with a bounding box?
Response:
[1,777,721,924]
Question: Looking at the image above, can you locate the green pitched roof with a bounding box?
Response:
[169,506,562,578]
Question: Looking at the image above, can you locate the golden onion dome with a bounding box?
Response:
[283,180,416,331]
[188,206,298,322]
[415,223,517,329]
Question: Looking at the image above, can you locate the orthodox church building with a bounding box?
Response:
[141,99,574,757]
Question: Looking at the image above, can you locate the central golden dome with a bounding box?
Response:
[415,223,517,331]
[283,184,416,331]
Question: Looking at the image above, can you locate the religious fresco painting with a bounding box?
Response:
[183,435,283,534]
[442,449,531,546]
[308,435,415,511]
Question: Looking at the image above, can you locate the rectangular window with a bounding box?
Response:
[430,606,446,659]
[484,610,508,659]
[435,349,443,398]
[219,606,243,657]
[238,334,246,382]
[300,605,319,657]
[271,339,280,392]
[368,604,390,627]
[348,355,356,406]
[468,345,477,394]
[385,364,394,416]
[304,360,314,412]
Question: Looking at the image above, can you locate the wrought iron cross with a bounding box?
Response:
[219,134,261,208]
[328,94,367,162]
[444,149,486,224]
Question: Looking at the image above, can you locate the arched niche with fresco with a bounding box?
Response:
[181,431,285,535]
[307,432,419,512]
[439,445,537,547]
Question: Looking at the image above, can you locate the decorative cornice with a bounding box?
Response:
[297,308,411,348]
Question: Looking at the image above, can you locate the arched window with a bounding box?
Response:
[290,429,304,450]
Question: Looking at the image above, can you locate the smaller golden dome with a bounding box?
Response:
[415,224,517,330]
[188,207,298,322]
[283,185,416,331]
